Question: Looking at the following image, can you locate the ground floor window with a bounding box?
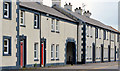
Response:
[56,44,59,59]
[3,36,11,56]
[51,44,55,60]
[34,43,38,61]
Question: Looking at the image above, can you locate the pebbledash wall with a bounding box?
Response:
[0,1,119,69]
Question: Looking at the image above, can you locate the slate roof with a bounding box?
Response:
[53,5,119,33]
[19,2,75,22]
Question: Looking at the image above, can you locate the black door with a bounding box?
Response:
[108,45,111,62]
[101,44,104,62]
[93,43,95,63]
[66,42,76,64]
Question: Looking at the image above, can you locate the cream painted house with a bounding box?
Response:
[0,0,119,69]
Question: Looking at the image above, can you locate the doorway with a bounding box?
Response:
[20,36,26,68]
[66,42,76,64]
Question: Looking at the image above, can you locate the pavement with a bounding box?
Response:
[45,62,118,69]
[2,62,119,71]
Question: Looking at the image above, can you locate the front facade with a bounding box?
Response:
[0,0,119,69]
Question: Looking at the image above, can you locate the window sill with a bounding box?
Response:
[56,31,60,33]
[20,25,26,27]
[56,59,59,61]
[34,59,39,61]
[3,54,11,56]
[3,17,11,20]
[51,30,55,32]
[34,27,39,29]
[51,59,55,61]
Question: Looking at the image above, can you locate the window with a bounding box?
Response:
[117,34,119,42]
[56,20,59,32]
[34,43,38,61]
[90,26,92,37]
[96,28,98,38]
[99,29,101,39]
[34,14,39,29]
[51,44,55,60]
[56,45,59,60]
[3,2,11,19]
[111,33,114,41]
[104,30,106,40]
[20,10,25,26]
[51,19,55,32]
[3,36,11,56]
[86,25,89,36]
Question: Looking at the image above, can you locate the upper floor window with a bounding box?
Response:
[99,29,101,39]
[3,2,12,19]
[20,10,25,26]
[96,28,98,38]
[34,43,38,61]
[90,26,92,37]
[111,33,114,41]
[56,44,59,60]
[51,19,55,32]
[56,20,59,32]
[34,14,39,29]
[86,25,89,37]
[3,36,11,56]
[117,34,119,42]
[104,30,106,40]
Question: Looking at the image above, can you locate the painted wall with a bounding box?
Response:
[41,15,77,65]
[103,31,110,61]
[19,10,40,65]
[1,1,17,67]
[96,29,103,62]
[86,25,95,62]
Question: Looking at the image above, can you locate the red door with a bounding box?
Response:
[41,43,44,67]
[20,41,24,67]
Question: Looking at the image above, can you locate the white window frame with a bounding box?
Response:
[90,26,92,37]
[4,2,9,18]
[86,25,89,36]
[51,19,55,31]
[4,39,9,54]
[51,44,54,59]
[34,43,38,60]
[56,20,59,32]
[99,29,101,39]
[56,44,59,59]
[34,14,39,28]
[20,10,25,26]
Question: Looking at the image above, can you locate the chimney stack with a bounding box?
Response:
[83,10,92,18]
[75,7,82,15]
[64,3,72,11]
[52,0,61,6]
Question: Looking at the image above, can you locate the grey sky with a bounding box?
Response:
[43,0,119,30]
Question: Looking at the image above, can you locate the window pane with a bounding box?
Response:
[34,51,36,58]
[4,47,7,52]
[5,4,7,9]
[4,40,7,45]
[21,11,23,17]
[4,10,7,16]
[21,18,23,23]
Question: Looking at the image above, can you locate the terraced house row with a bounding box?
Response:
[0,0,119,69]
